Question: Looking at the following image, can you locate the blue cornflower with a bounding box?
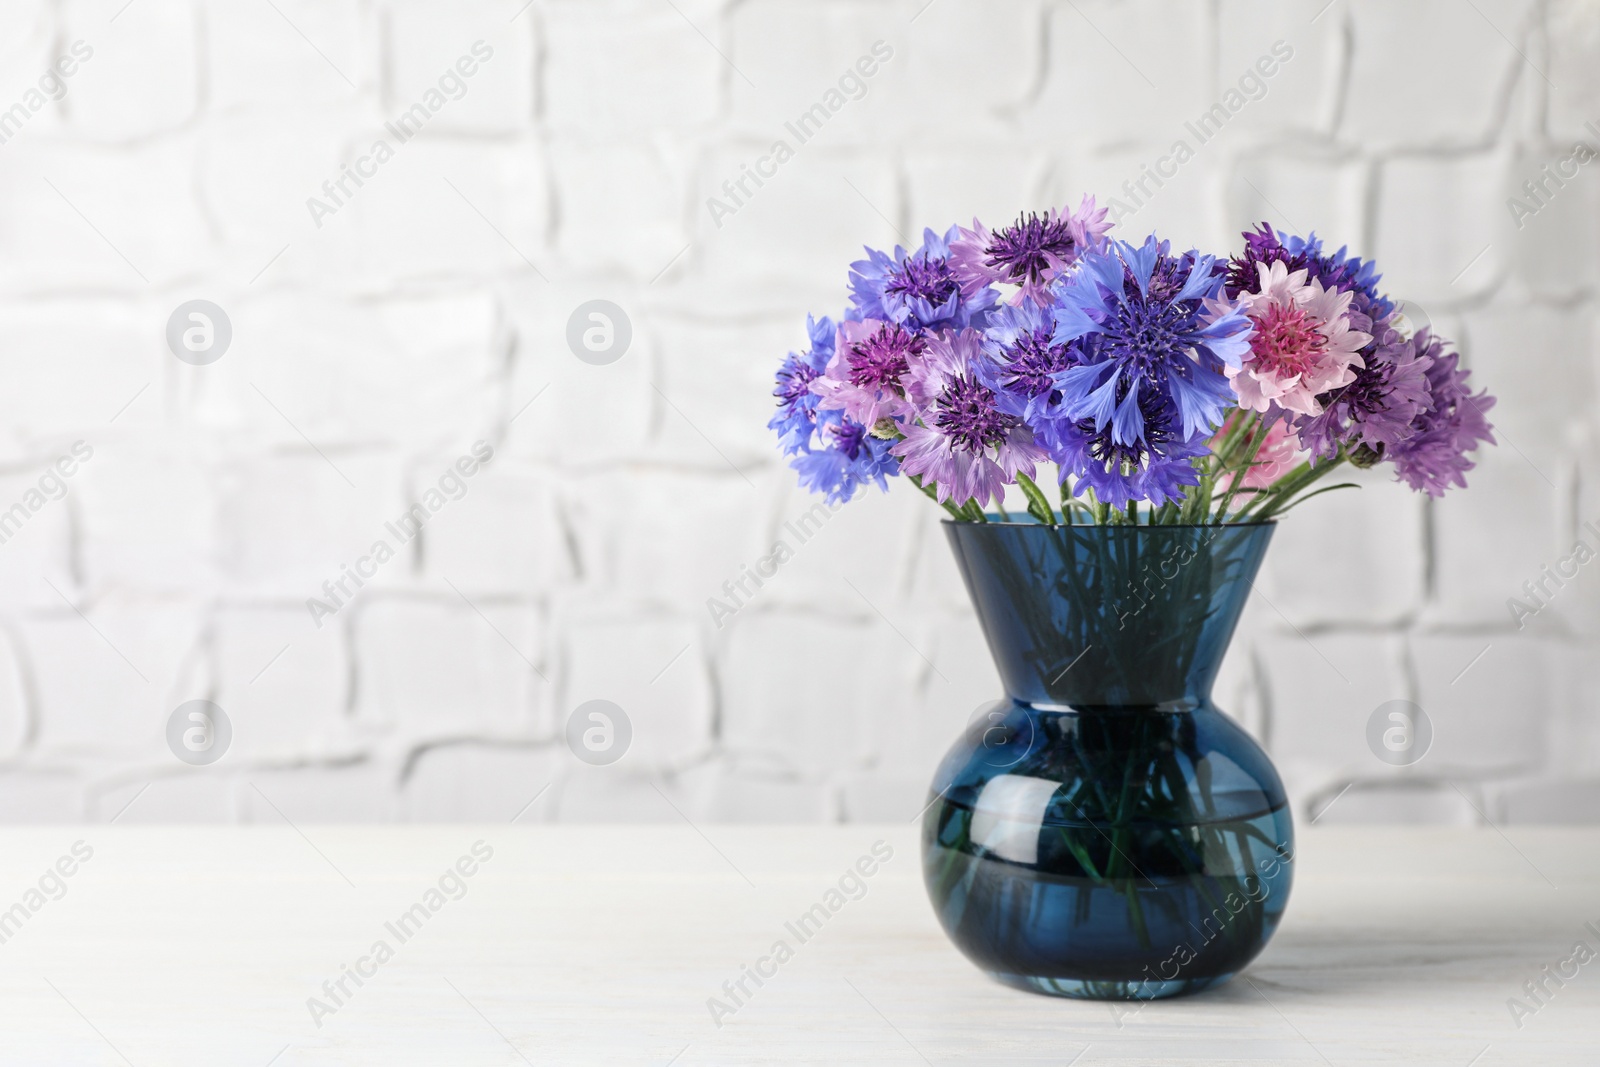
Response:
[1305,239,1393,320]
[769,315,835,455]
[773,314,899,504]
[1049,236,1252,448]
[1037,387,1208,510]
[981,299,1080,423]
[792,408,899,504]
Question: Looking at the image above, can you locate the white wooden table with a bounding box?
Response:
[0,825,1592,1065]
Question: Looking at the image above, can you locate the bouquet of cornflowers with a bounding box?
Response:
[770,199,1497,524]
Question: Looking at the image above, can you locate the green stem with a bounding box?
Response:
[1236,453,1348,522]
[1232,459,1310,520]
[1179,466,1206,523]
[1254,455,1347,520]
[1058,474,1096,523]
[1202,410,1251,484]
[1016,472,1058,525]
[1213,418,1269,523]
[1082,487,1109,526]
[908,473,965,521]
[1107,716,1153,949]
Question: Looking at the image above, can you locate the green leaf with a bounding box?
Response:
[1269,482,1361,516]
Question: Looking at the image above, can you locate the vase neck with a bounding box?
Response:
[945,523,1274,709]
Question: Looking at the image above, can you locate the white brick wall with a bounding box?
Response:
[0,0,1593,827]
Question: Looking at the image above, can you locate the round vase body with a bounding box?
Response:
[923,521,1293,1000]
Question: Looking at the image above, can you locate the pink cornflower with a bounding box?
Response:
[811,319,925,429]
[1224,261,1370,417]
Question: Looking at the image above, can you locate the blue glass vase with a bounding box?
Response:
[923,520,1294,1000]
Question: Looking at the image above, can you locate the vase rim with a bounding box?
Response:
[940,518,1278,529]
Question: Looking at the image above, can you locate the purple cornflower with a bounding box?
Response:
[1224,223,1310,299]
[848,226,996,332]
[1231,222,1393,318]
[769,213,1499,518]
[1386,331,1496,496]
[1032,236,1250,506]
[892,329,1044,508]
[950,197,1113,304]
[1292,293,1432,459]
[772,315,900,504]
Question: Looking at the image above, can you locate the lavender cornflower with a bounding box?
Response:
[950,197,1113,305]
